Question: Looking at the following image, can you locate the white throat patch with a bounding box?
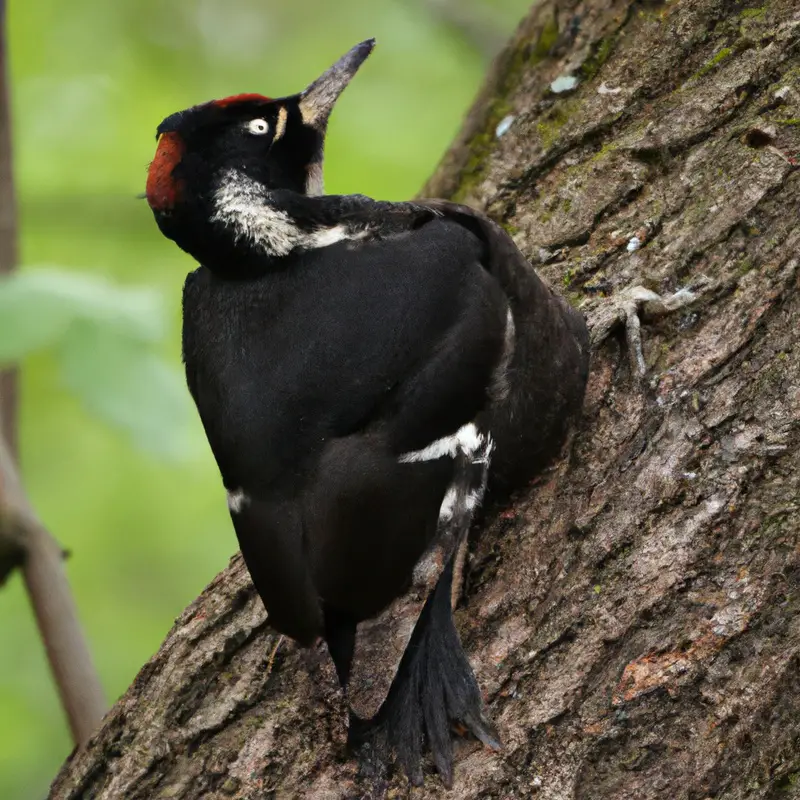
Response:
[210,169,352,256]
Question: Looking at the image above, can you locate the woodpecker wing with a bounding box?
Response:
[419,199,591,493]
[346,201,591,718]
[182,215,510,645]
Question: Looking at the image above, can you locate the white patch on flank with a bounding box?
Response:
[490,308,516,402]
[438,486,458,523]
[465,490,482,511]
[433,430,494,525]
[227,488,250,513]
[402,421,495,527]
[399,422,487,464]
[472,432,495,465]
[211,169,353,256]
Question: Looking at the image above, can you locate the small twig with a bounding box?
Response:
[265,635,284,679]
[0,433,107,744]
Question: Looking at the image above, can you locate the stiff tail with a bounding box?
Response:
[323,604,358,686]
[350,557,501,787]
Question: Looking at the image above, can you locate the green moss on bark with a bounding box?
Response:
[693,47,733,79]
[451,10,560,203]
[581,35,618,80]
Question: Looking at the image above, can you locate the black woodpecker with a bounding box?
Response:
[146,39,590,787]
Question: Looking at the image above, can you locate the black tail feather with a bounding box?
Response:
[349,557,501,787]
[323,604,359,687]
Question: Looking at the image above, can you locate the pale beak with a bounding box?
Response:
[298,39,375,128]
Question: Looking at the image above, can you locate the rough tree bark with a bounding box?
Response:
[50,0,800,797]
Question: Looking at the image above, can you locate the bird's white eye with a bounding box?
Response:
[246,118,269,135]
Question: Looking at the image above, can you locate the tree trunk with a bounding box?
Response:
[50,0,800,797]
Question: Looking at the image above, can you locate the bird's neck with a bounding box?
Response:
[161,171,436,278]
[207,169,357,262]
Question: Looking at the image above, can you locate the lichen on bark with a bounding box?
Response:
[50,0,800,797]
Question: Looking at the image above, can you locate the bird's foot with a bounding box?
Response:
[586,283,701,377]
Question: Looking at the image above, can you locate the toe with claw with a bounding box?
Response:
[586,284,700,377]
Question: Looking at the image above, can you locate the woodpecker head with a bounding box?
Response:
[145,39,374,258]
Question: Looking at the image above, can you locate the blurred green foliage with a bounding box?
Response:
[0,269,196,456]
[2,0,529,796]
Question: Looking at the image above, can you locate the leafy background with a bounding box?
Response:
[1,1,529,796]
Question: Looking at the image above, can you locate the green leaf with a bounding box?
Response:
[0,268,165,363]
[58,321,195,460]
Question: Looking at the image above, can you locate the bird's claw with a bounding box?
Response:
[586,284,700,378]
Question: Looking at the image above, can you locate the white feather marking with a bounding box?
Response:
[310,225,349,248]
[274,106,288,141]
[433,429,493,524]
[473,433,495,465]
[465,490,482,511]
[227,488,250,513]
[398,422,486,464]
[210,169,354,256]
[438,486,458,522]
[456,423,483,456]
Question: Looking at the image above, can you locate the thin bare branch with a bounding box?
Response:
[0,433,107,743]
[0,0,106,746]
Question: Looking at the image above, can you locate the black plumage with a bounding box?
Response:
[146,39,589,787]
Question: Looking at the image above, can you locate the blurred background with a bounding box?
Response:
[2,0,530,796]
